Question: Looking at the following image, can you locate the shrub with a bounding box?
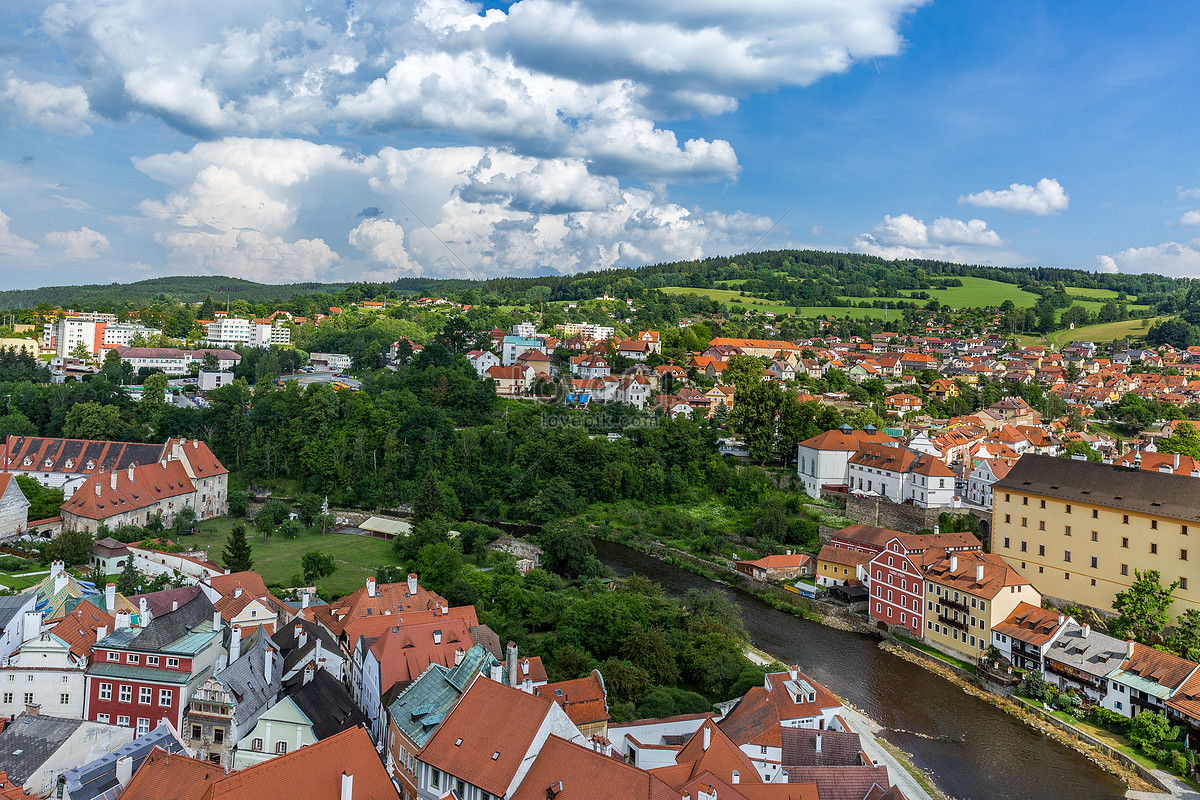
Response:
[0,556,28,572]
[1171,750,1190,777]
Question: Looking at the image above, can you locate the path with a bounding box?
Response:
[1126,770,1200,800]
[839,704,935,800]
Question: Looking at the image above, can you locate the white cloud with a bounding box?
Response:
[1177,187,1200,200]
[37,0,925,179]
[1,75,93,136]
[348,218,418,273]
[44,226,111,259]
[0,209,39,257]
[1097,239,1200,278]
[959,178,1069,216]
[1175,210,1200,226]
[853,213,1006,262]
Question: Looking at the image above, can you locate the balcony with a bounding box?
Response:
[937,614,969,632]
[939,597,969,613]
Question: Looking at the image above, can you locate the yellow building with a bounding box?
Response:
[992,454,1200,623]
[923,549,1039,662]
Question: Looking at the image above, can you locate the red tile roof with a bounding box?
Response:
[367,612,479,693]
[61,460,195,521]
[533,672,609,727]
[311,577,447,647]
[510,736,677,800]
[798,428,897,452]
[121,747,221,800]
[992,602,1066,647]
[48,600,115,660]
[658,718,761,786]
[1120,642,1198,692]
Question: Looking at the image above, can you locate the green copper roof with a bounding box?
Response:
[386,643,499,748]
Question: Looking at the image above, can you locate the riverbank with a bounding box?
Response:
[598,530,1165,797]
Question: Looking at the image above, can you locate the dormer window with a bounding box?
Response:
[43,459,52,467]
[87,460,95,469]
[64,459,74,469]
[22,458,31,467]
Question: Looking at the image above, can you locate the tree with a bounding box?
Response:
[538,521,601,578]
[222,524,254,572]
[722,354,766,391]
[15,476,64,520]
[63,401,124,440]
[412,542,463,594]
[255,499,291,528]
[141,371,170,412]
[278,519,303,539]
[69,341,93,364]
[0,411,37,440]
[301,550,336,584]
[1157,422,1200,460]
[173,506,197,535]
[48,528,94,567]
[1062,441,1101,462]
[1129,710,1176,748]
[1112,569,1179,642]
[1170,609,1200,662]
[101,349,125,382]
[412,472,445,523]
[116,557,141,596]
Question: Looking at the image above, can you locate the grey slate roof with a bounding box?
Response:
[286,669,369,740]
[781,727,864,768]
[63,723,185,800]
[0,595,30,628]
[0,713,84,785]
[272,618,339,683]
[97,590,217,654]
[1045,622,1127,677]
[994,453,1200,522]
[217,628,281,728]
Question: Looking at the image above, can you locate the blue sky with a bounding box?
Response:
[1,0,1198,288]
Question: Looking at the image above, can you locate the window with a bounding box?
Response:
[1121,564,1129,576]
[1182,550,1189,561]
[1023,497,1028,506]
[192,725,202,739]
[1151,543,1158,555]
[1092,531,1098,542]
[119,685,132,703]
[118,715,130,727]
[97,713,110,723]
[107,652,119,662]
[213,728,224,744]
[60,693,69,705]
[1152,520,1158,530]
[1092,509,1099,519]
[139,687,152,704]
[1040,499,1046,509]
[1182,578,1190,590]
[137,718,150,736]
[147,656,159,666]
[275,741,287,754]
[1,693,9,704]
[1065,526,1071,536]
[876,602,881,613]
[127,654,139,665]
[159,689,172,706]
[1064,551,1071,563]
[1123,515,1129,525]
[1122,537,1129,549]
[1066,504,1072,514]
[1184,525,1189,536]
[1021,541,1028,552]
[431,770,440,790]
[1004,537,1010,549]
[253,738,264,752]
[23,693,33,705]
[1039,521,1046,531]
[99,683,112,701]
[1021,517,1028,527]
[166,658,179,668]
[1038,545,1045,556]
[1005,514,1011,524]
[1090,557,1098,569]
[1005,493,1010,502]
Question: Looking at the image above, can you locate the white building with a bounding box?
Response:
[846,442,957,508]
[101,323,162,350]
[118,347,241,376]
[966,457,1015,508]
[42,313,118,357]
[464,350,500,378]
[0,630,89,719]
[309,353,353,372]
[796,425,898,498]
[0,595,38,660]
[197,370,234,391]
[204,318,289,348]
[512,322,538,337]
[251,319,290,347]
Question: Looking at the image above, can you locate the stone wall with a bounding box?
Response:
[843,494,986,537]
[0,479,30,542]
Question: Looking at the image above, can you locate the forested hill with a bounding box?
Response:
[1,250,1187,310]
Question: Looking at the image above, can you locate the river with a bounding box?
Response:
[593,538,1127,800]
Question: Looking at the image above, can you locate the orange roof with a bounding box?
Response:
[367,611,479,693]
[849,443,954,477]
[923,550,1032,600]
[533,672,609,727]
[1167,669,1200,722]
[736,554,811,571]
[61,460,195,521]
[992,602,1066,647]
[0,771,33,800]
[511,736,677,800]
[662,717,762,784]
[421,676,557,797]
[311,577,447,647]
[798,427,897,452]
[121,747,221,800]
[200,727,396,800]
[1120,642,1198,692]
[48,600,115,660]
[816,545,872,569]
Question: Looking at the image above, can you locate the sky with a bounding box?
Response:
[1,0,1200,289]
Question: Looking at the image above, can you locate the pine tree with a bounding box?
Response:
[116,557,140,597]
[198,296,216,321]
[222,524,254,573]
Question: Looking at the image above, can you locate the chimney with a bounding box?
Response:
[1176,453,1181,470]
[95,482,101,496]
[407,573,418,596]
[115,755,133,787]
[115,610,131,630]
[212,610,221,631]
[22,611,41,642]
[433,630,442,645]
[53,562,67,594]
[229,625,241,662]
[1081,623,1091,638]
[24,703,39,717]
[314,637,323,668]
[171,440,183,461]
[301,591,311,610]
[950,554,958,572]
[490,663,504,683]
[139,597,149,619]
[96,625,107,641]
[455,649,465,666]
[507,641,519,687]
[815,733,822,753]
[340,772,353,800]
[1127,639,1136,659]
[110,472,117,490]
[234,586,242,598]
[106,583,116,611]
[172,600,178,611]
[702,725,711,751]
[295,622,304,645]
[976,564,984,583]
[126,464,135,483]
[303,662,315,685]
[1058,614,1065,626]
[366,577,376,598]
[264,647,273,684]
[933,524,940,536]
[789,665,798,680]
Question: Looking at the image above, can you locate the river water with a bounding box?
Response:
[593,538,1127,800]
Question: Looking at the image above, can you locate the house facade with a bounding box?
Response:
[796,425,898,498]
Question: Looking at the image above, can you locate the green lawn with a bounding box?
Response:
[0,571,45,591]
[894,633,977,674]
[899,277,1039,309]
[793,306,892,320]
[1017,316,1165,348]
[193,517,402,597]
[660,286,796,315]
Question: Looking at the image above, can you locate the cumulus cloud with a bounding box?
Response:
[1178,187,1200,200]
[36,0,925,180]
[1097,240,1200,278]
[959,178,1069,216]
[1,76,93,136]
[44,226,111,259]
[853,213,1005,261]
[0,209,39,257]
[132,136,773,280]
[1175,210,1200,226]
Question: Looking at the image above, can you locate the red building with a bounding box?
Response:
[85,589,222,734]
[868,533,983,640]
